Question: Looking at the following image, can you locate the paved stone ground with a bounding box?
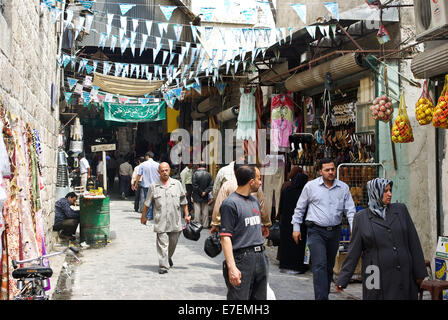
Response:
[66,195,430,300]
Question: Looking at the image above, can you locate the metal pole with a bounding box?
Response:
[102,151,107,195]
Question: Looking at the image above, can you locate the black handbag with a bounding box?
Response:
[268,221,281,246]
[204,232,222,258]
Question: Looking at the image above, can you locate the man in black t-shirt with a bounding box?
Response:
[220,165,269,300]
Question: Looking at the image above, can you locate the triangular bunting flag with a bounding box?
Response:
[324,2,339,20]
[216,82,227,95]
[159,5,177,21]
[200,7,216,22]
[306,26,317,39]
[162,51,169,65]
[85,64,94,74]
[79,1,95,10]
[291,3,306,24]
[140,34,148,56]
[65,92,73,103]
[84,14,94,33]
[145,20,152,35]
[173,24,183,42]
[119,3,136,16]
[107,13,114,26]
[67,77,78,91]
[120,16,127,34]
[168,39,174,54]
[132,18,139,32]
[190,25,198,42]
[120,37,130,54]
[110,35,118,52]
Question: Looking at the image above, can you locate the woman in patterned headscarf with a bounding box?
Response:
[334,178,427,300]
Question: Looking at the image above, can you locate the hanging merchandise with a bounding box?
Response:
[433,75,448,129]
[236,87,257,141]
[415,80,435,126]
[391,93,414,143]
[370,94,393,122]
[270,93,294,152]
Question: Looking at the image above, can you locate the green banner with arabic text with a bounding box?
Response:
[103,101,166,122]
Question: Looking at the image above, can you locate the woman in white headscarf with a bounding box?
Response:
[335,178,427,300]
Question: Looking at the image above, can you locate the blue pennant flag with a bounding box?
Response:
[216,82,227,95]
[139,98,150,105]
[324,2,339,20]
[119,3,136,15]
[290,3,307,24]
[200,7,215,21]
[79,1,95,10]
[67,77,78,90]
[85,64,94,74]
[64,92,73,103]
[159,5,177,21]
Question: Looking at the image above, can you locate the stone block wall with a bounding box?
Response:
[0,1,60,250]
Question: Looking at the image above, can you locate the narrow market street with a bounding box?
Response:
[60,194,363,300]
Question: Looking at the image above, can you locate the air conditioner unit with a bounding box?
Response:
[415,0,448,41]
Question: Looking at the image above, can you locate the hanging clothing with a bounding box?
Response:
[270,94,294,152]
[237,87,257,141]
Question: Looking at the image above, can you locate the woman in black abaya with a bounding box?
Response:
[278,171,309,274]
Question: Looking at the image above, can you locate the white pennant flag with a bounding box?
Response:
[107,13,114,26]
[145,20,153,35]
[154,37,162,60]
[110,35,118,52]
[178,47,186,67]
[306,26,317,39]
[120,37,130,55]
[120,16,127,34]
[130,42,136,57]
[84,14,94,33]
[162,51,169,65]
[168,39,174,54]
[119,28,126,42]
[140,34,148,56]
[130,31,137,45]
[106,24,112,37]
[135,65,140,78]
[130,64,137,77]
[173,24,183,42]
[74,16,85,40]
[65,9,74,30]
[169,53,176,66]
[132,18,139,32]
[144,65,149,79]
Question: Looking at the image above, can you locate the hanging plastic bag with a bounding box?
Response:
[432,74,448,129]
[391,93,414,143]
[415,80,435,126]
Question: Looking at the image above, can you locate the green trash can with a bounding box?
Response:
[80,197,110,244]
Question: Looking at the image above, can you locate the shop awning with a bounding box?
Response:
[103,101,166,123]
[411,42,448,79]
[93,73,164,97]
[284,53,368,92]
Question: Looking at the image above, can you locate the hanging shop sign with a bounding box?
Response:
[103,100,166,122]
[91,144,116,152]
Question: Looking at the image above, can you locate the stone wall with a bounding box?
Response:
[0,1,60,250]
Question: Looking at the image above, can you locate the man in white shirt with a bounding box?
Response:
[77,153,90,191]
[133,152,160,220]
[119,157,134,200]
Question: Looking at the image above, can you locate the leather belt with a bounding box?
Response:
[305,221,341,231]
[233,245,265,255]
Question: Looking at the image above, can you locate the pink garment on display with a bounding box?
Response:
[270,118,293,151]
[271,93,294,113]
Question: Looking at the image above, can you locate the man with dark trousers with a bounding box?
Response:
[220,165,269,300]
[53,192,80,240]
[292,158,356,300]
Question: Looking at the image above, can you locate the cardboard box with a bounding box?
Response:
[435,236,448,260]
[434,237,448,300]
[333,251,362,281]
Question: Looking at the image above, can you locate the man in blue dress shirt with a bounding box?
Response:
[292,158,355,300]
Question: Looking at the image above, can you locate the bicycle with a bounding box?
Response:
[12,246,80,300]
